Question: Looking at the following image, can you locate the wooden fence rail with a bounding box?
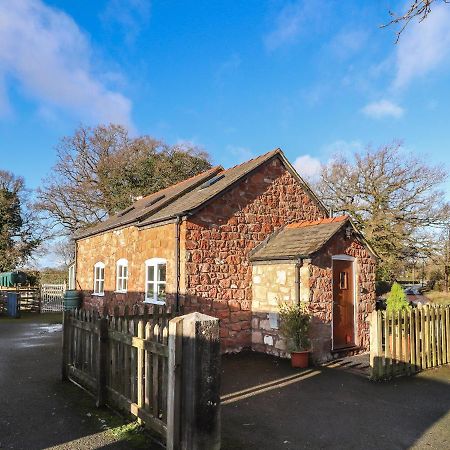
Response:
[62,308,221,449]
[370,304,450,380]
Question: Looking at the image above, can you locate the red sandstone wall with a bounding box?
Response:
[75,222,186,314]
[183,156,326,351]
[309,228,376,359]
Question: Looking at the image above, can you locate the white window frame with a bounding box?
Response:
[93,262,105,296]
[144,258,167,305]
[68,263,75,290]
[116,258,128,293]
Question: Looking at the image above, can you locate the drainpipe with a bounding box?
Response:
[175,215,181,312]
[295,259,302,304]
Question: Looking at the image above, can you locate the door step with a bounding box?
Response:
[331,345,361,358]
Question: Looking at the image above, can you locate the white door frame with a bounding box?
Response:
[331,255,357,350]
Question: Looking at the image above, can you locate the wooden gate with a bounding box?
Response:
[41,283,66,312]
[62,308,221,449]
[370,304,450,380]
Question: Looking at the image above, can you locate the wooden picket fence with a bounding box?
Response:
[370,304,450,380]
[63,306,172,438]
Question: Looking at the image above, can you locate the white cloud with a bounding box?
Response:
[0,0,133,127]
[101,0,151,44]
[293,154,322,180]
[393,2,450,89]
[361,100,404,119]
[264,1,322,51]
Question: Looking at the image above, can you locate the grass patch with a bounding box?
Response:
[425,290,450,305]
[109,421,152,448]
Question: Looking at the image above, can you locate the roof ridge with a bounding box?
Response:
[138,165,223,203]
[220,148,280,174]
[286,215,348,229]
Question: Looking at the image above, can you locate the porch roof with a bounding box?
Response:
[249,216,351,261]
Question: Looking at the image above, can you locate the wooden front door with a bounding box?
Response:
[333,259,355,348]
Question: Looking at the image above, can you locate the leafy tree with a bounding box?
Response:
[313,142,449,280]
[36,124,212,235]
[386,282,411,313]
[0,171,42,271]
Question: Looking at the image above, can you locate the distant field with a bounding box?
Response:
[426,290,450,305]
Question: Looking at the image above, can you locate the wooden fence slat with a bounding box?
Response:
[444,307,450,364]
[370,305,450,380]
[414,307,420,371]
[145,321,152,413]
[437,307,442,366]
[137,319,145,424]
[129,319,136,404]
[384,311,391,378]
[152,323,160,419]
[404,310,410,376]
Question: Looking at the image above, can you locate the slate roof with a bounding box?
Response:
[249,216,350,261]
[75,165,223,239]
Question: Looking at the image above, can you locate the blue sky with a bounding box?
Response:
[1,0,450,192]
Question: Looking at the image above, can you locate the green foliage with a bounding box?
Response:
[37,124,213,234]
[376,280,392,296]
[0,171,41,271]
[386,282,411,313]
[279,302,311,352]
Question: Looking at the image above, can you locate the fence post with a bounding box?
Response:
[62,310,70,381]
[167,316,184,450]
[96,316,108,408]
[174,312,221,450]
[370,310,383,380]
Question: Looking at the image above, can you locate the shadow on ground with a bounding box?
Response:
[0,313,161,450]
[221,351,450,450]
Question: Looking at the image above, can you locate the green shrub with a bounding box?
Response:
[386,282,411,313]
[279,302,311,352]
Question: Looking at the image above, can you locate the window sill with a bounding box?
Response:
[92,293,105,297]
[115,290,128,294]
[143,299,166,306]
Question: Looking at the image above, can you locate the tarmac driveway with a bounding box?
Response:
[221,352,450,450]
[0,314,159,450]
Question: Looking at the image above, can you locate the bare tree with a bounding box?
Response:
[36,124,212,235]
[313,142,450,279]
[383,0,450,42]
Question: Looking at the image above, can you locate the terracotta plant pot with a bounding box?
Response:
[291,351,309,368]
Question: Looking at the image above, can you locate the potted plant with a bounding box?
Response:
[279,302,311,368]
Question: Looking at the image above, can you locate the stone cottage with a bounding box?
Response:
[74,149,376,361]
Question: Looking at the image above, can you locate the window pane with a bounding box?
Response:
[157,264,166,282]
[99,280,104,294]
[100,267,104,281]
[123,266,128,277]
[147,265,155,282]
[157,284,166,301]
[123,278,127,291]
[147,283,154,299]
